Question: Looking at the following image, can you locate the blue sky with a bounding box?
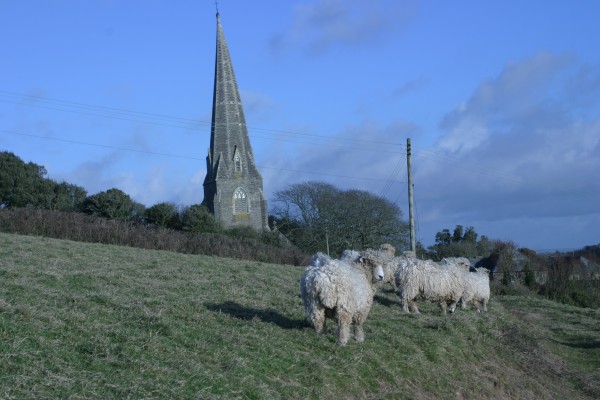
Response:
[1,0,599,251]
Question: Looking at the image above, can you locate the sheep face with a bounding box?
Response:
[358,256,385,284]
[379,243,396,257]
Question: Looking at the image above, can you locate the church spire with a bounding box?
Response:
[202,12,269,231]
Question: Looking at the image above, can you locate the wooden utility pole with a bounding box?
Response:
[407,138,416,253]
[325,225,330,256]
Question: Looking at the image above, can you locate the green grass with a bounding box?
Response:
[1,232,599,399]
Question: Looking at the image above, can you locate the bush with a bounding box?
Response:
[180,204,220,233]
[523,263,537,289]
[0,208,310,266]
[491,281,535,297]
[145,202,179,229]
[81,188,143,220]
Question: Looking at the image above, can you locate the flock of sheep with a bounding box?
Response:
[300,244,491,345]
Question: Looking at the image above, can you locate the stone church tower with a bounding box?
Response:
[202,12,269,231]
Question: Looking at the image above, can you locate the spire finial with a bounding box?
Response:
[215,0,219,17]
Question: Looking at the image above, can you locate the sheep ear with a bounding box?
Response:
[358,256,365,263]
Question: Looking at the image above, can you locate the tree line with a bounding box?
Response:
[0,150,566,266]
[0,151,506,260]
[424,224,493,260]
[0,151,218,232]
[0,152,411,256]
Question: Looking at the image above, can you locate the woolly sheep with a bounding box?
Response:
[341,245,397,289]
[377,244,399,288]
[300,249,386,345]
[379,243,396,257]
[439,257,471,272]
[340,249,361,264]
[394,257,464,314]
[460,268,491,312]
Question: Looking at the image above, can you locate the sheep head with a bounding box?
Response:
[475,267,491,280]
[379,243,396,257]
[357,249,387,284]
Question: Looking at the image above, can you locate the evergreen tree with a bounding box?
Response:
[0,151,51,208]
[145,202,179,229]
[81,188,142,220]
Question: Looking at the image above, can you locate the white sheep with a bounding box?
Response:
[460,268,491,312]
[300,249,386,345]
[341,244,397,289]
[439,257,471,272]
[394,257,464,314]
[377,244,399,289]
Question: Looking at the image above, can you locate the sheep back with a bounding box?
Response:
[395,259,464,313]
[439,257,471,272]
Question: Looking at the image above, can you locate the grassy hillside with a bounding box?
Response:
[1,233,598,399]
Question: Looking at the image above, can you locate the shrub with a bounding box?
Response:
[145,202,179,229]
[81,188,143,220]
[180,204,220,233]
[0,208,310,266]
[523,263,537,289]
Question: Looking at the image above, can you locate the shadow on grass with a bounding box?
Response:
[552,339,600,350]
[205,301,309,330]
[374,294,401,308]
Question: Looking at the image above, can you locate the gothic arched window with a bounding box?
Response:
[233,187,248,214]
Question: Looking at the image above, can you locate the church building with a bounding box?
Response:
[202,12,269,231]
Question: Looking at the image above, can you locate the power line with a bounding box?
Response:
[0,129,204,160]
[260,166,407,183]
[3,90,598,197]
[0,90,406,150]
[413,146,600,198]
[4,89,522,185]
[412,146,525,185]
[250,132,401,154]
[0,90,199,124]
[0,129,407,184]
[379,153,406,197]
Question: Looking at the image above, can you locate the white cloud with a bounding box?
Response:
[241,90,280,124]
[412,52,600,249]
[270,0,412,56]
[262,119,415,208]
[390,76,428,99]
[262,51,600,250]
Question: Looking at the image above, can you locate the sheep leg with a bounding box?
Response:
[308,305,326,334]
[353,313,367,342]
[409,300,420,314]
[353,324,365,343]
[335,310,352,346]
[439,302,448,314]
[401,298,411,313]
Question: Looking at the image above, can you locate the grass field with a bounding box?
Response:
[1,232,598,399]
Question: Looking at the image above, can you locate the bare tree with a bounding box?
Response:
[271,181,409,256]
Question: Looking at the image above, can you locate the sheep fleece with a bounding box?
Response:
[395,259,464,313]
[300,255,375,338]
[461,269,490,311]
